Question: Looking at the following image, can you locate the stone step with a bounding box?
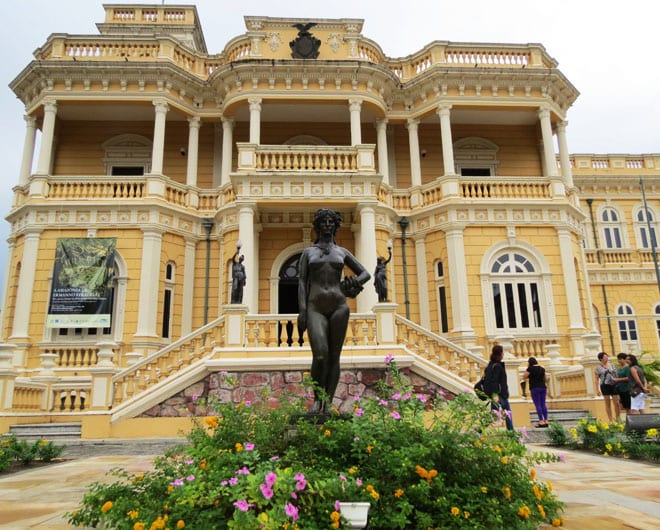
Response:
[529,408,590,424]
[7,422,82,440]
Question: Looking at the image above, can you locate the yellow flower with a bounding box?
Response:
[258,512,269,523]
[598,421,609,430]
[464,510,470,519]
[348,466,357,475]
[330,511,340,522]
[167,486,174,494]
[605,443,613,452]
[517,505,531,519]
[235,442,243,452]
[205,416,219,429]
[533,484,543,500]
[647,428,658,437]
[500,456,508,464]
[537,504,546,518]
[546,480,553,491]
[530,468,536,480]
[481,486,488,493]
[552,517,563,526]
[370,490,380,500]
[569,427,578,440]
[493,445,502,453]
[324,429,331,437]
[127,510,139,520]
[101,501,113,513]
[200,458,207,470]
[451,506,460,516]
[394,488,404,498]
[503,486,511,499]
[134,523,145,530]
[176,520,185,529]
[366,445,374,454]
[587,425,598,433]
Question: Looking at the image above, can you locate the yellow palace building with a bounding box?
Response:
[0,4,658,438]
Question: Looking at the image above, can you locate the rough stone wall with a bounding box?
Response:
[140,367,452,417]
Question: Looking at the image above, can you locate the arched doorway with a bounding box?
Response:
[278,253,301,346]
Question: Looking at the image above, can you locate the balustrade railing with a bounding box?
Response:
[552,368,588,398]
[460,179,550,199]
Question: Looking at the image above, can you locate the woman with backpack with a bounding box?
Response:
[483,345,513,430]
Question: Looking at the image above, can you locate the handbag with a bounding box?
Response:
[474,376,488,400]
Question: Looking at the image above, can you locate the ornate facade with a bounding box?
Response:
[1,5,658,436]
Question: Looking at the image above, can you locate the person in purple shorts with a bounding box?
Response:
[523,357,549,427]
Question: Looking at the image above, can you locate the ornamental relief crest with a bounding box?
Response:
[326,33,342,53]
[266,32,281,52]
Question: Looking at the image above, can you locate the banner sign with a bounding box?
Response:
[47,238,117,328]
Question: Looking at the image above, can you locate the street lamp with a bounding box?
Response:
[398,217,410,320]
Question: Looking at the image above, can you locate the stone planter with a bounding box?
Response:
[338,501,370,529]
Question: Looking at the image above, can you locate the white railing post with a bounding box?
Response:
[89,341,119,410]
[373,303,398,345]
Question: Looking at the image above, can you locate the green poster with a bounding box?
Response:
[47,238,117,328]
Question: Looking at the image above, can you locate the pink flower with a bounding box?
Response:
[294,474,307,490]
[186,475,195,482]
[270,455,280,461]
[402,392,412,400]
[559,453,567,463]
[416,394,428,403]
[356,478,363,486]
[245,400,252,407]
[244,443,255,451]
[285,502,299,521]
[391,411,401,420]
[236,467,250,475]
[170,478,184,487]
[191,394,199,402]
[260,484,274,499]
[392,392,402,400]
[384,354,394,364]
[184,459,194,465]
[228,477,238,485]
[233,499,251,512]
[353,395,361,401]
[265,472,277,487]
[355,408,364,417]
[378,399,388,406]
[335,500,341,511]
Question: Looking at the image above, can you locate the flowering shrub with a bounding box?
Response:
[67,358,564,529]
[548,415,660,461]
[0,436,65,471]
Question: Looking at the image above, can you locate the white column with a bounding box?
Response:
[556,121,574,188]
[375,119,389,184]
[414,236,431,329]
[406,119,422,186]
[0,238,16,336]
[538,107,559,177]
[19,116,37,185]
[10,230,41,339]
[238,205,257,313]
[248,97,262,144]
[437,104,456,176]
[557,228,586,330]
[135,229,163,337]
[356,204,378,313]
[349,98,362,146]
[151,100,169,175]
[221,117,234,186]
[212,122,222,187]
[35,100,57,176]
[445,227,473,334]
[186,117,201,186]
[181,238,196,335]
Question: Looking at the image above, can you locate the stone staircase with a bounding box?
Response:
[7,422,82,441]
[524,409,589,443]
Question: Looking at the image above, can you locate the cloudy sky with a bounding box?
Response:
[0,0,658,301]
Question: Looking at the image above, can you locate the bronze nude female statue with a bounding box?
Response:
[297,209,371,413]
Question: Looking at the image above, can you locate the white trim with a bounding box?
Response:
[268,243,306,313]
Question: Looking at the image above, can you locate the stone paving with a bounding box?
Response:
[0,440,657,529]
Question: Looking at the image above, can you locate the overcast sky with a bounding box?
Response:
[0,0,658,302]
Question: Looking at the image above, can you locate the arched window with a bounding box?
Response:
[453,137,499,176]
[102,134,152,175]
[489,251,542,331]
[434,260,448,333]
[600,207,624,249]
[634,206,658,249]
[162,262,175,339]
[616,303,639,350]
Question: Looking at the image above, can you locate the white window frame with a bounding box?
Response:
[453,136,499,176]
[616,303,639,352]
[599,206,625,249]
[634,205,659,249]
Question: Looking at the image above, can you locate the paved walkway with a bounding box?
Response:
[0,441,657,529]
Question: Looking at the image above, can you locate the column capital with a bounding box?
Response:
[153,99,169,113]
[221,116,235,128]
[187,116,201,129]
[348,98,363,112]
[375,118,388,129]
[24,114,37,127]
[436,103,452,116]
[537,105,551,119]
[42,99,58,113]
[248,97,262,111]
[406,118,419,130]
[556,120,568,132]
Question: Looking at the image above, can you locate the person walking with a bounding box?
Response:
[627,354,650,415]
[523,357,549,428]
[483,345,514,430]
[594,352,617,422]
[612,353,631,417]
